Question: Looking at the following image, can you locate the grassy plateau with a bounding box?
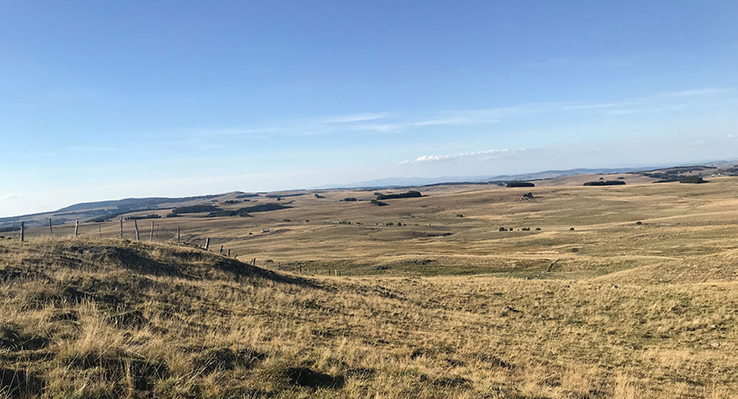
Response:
[1,174,737,398]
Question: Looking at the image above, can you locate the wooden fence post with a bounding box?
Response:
[20,222,24,242]
[204,238,210,250]
[99,224,102,239]
[49,219,53,236]
[228,249,231,257]
[134,220,140,241]
[120,217,123,239]
[219,245,223,254]
[177,226,181,243]
[74,220,79,237]
[150,221,154,241]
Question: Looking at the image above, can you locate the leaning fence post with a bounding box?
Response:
[134,219,140,241]
[74,220,79,237]
[20,222,24,242]
[219,245,223,255]
[204,238,210,250]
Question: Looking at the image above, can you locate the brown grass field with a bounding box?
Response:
[1,174,737,398]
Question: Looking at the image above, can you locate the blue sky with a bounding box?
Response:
[1,1,737,216]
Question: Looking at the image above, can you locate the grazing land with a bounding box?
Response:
[1,173,737,398]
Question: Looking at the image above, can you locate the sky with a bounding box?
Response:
[1,1,737,217]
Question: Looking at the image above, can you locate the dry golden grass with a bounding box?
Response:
[1,175,737,398]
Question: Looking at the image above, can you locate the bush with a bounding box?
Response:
[235,203,291,214]
[206,210,238,217]
[375,191,422,200]
[125,214,161,220]
[371,199,388,206]
[679,176,708,184]
[506,181,535,188]
[171,204,220,214]
[343,198,358,202]
[583,180,626,186]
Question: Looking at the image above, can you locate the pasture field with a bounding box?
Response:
[2,174,736,398]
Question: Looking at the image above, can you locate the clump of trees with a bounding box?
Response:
[375,191,422,200]
[125,214,161,220]
[371,199,388,206]
[237,203,290,213]
[679,176,708,184]
[206,210,238,217]
[199,203,292,218]
[583,180,626,186]
[171,204,220,214]
[343,198,358,202]
[506,181,535,188]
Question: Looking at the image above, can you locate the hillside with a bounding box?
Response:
[0,237,735,398]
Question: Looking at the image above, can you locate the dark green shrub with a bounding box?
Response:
[506,181,535,188]
[371,199,388,206]
[679,176,707,184]
[583,180,626,186]
[235,203,291,214]
[125,214,161,220]
[376,191,422,200]
[171,204,220,214]
[206,210,238,217]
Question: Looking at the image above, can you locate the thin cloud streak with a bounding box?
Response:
[167,87,731,140]
[400,148,526,165]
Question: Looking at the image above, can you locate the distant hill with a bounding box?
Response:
[0,193,235,228]
[312,176,495,189]
[4,161,738,227]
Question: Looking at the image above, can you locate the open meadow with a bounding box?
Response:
[2,174,737,398]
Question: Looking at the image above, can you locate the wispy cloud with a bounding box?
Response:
[524,55,634,69]
[0,194,21,201]
[400,148,525,165]
[165,87,731,141]
[316,113,392,124]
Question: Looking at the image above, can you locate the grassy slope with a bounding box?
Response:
[0,237,736,398]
